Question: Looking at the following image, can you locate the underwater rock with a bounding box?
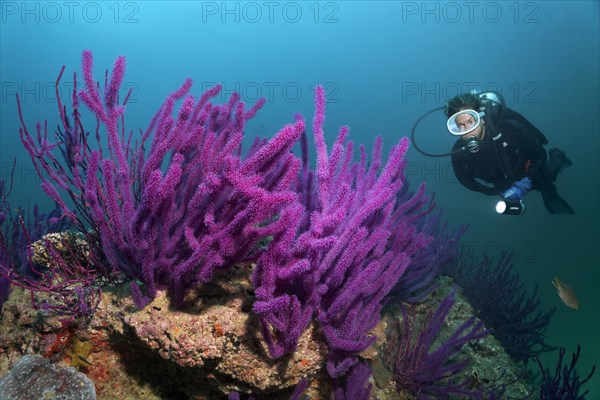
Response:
[371,276,535,400]
[0,245,535,399]
[0,354,96,400]
[30,231,92,268]
[0,264,328,399]
[82,263,328,399]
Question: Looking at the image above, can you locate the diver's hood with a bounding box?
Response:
[447,109,485,136]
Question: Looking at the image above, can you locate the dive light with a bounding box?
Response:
[495,199,526,215]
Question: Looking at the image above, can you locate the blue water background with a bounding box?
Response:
[1,1,598,395]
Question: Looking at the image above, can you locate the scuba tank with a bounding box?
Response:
[475,90,505,130]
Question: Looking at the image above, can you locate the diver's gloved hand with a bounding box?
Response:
[502,177,532,201]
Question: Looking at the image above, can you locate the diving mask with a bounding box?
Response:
[447,109,484,136]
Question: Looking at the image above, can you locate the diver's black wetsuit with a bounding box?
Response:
[451,109,574,214]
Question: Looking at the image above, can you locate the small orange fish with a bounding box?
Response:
[552,276,579,310]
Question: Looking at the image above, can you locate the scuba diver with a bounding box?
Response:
[411,91,575,215]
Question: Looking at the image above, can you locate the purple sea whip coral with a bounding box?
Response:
[391,205,467,303]
[0,163,87,318]
[392,289,489,399]
[444,250,556,362]
[14,51,456,398]
[253,86,433,398]
[0,174,14,307]
[537,345,596,400]
[17,50,304,308]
